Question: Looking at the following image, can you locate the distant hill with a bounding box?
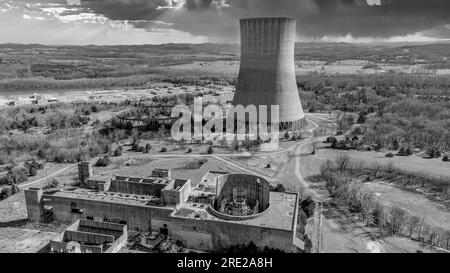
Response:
[0,42,449,92]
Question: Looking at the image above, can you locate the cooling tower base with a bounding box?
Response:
[223,117,308,132]
[279,118,308,131]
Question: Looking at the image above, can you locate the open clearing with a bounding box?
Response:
[0,228,56,253]
[366,181,450,230]
[315,149,450,178]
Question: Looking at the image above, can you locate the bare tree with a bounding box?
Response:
[406,216,421,238]
[388,207,408,235]
[417,216,425,241]
[335,154,351,172]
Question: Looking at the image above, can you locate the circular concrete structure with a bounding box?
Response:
[233,17,306,130]
[207,174,270,221]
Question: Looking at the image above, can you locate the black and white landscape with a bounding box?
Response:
[0,0,449,255]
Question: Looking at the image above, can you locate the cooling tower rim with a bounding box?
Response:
[240,17,296,23]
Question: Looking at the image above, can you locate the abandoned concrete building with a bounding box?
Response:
[25,163,302,252]
[49,219,127,253]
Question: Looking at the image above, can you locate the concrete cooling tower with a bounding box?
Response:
[233,17,306,130]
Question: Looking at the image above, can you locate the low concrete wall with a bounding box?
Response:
[109,179,166,196]
[171,216,295,252]
[206,204,270,221]
[78,220,125,240]
[104,233,128,253]
[50,240,103,253]
[64,230,114,245]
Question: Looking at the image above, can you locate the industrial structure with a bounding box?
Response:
[233,17,306,130]
[49,219,127,253]
[25,164,303,253]
[111,106,178,131]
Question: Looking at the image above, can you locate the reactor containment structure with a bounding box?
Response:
[233,17,306,130]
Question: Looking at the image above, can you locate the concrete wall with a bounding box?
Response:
[104,233,128,253]
[109,179,166,196]
[162,179,191,206]
[64,230,114,245]
[24,188,43,221]
[49,220,127,253]
[86,179,110,191]
[97,182,110,192]
[171,216,296,253]
[78,219,125,240]
[215,174,270,213]
[50,240,103,253]
[46,195,174,232]
[78,162,93,185]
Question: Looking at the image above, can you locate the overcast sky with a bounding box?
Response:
[1,0,450,45]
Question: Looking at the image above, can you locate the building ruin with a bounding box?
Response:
[25,164,303,253]
[49,219,127,253]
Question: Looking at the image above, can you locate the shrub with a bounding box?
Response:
[160,147,167,153]
[406,147,413,155]
[37,149,47,159]
[145,144,152,151]
[114,146,123,157]
[131,137,141,152]
[298,210,308,227]
[301,197,316,218]
[2,167,28,185]
[207,146,214,154]
[0,187,12,200]
[184,159,208,169]
[186,148,192,154]
[398,147,410,156]
[43,178,59,190]
[29,167,38,177]
[428,148,438,159]
[351,126,363,135]
[270,183,286,193]
[326,136,337,144]
[443,155,449,162]
[95,155,111,167]
[357,112,367,124]
[385,153,394,158]
[284,131,290,139]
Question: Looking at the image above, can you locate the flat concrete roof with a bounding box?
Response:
[87,174,112,182]
[44,189,173,208]
[172,191,298,231]
[112,175,175,186]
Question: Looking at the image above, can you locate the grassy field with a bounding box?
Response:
[315,149,450,178]
[0,228,56,253]
[366,182,450,230]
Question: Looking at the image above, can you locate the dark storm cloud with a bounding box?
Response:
[79,0,169,21]
[300,0,450,37]
[75,0,450,39]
